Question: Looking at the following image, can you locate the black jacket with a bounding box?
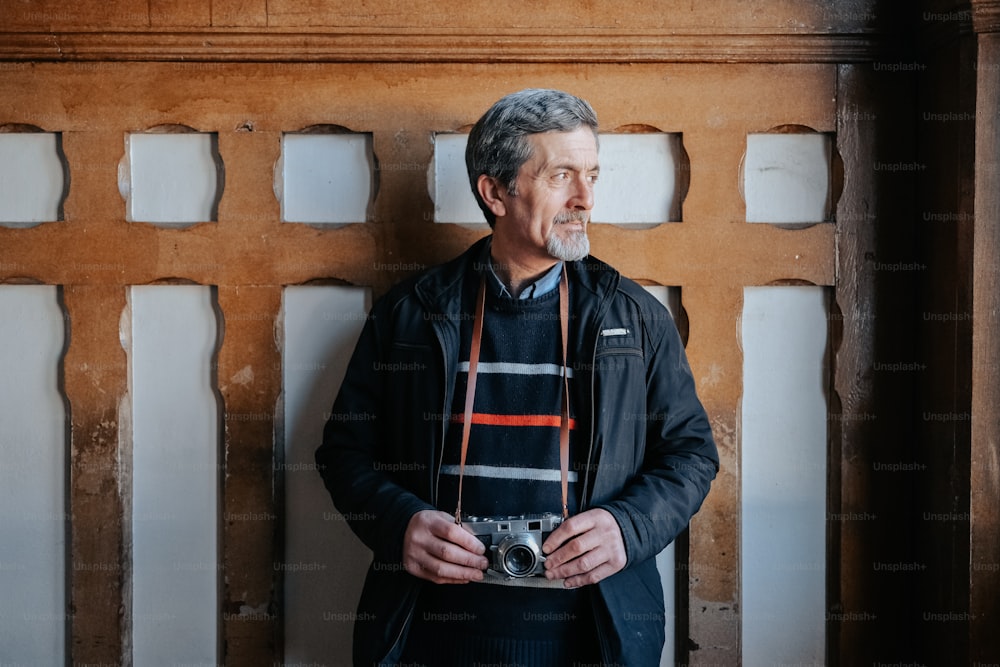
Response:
[316,237,719,666]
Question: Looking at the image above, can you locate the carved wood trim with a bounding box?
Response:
[0,29,886,63]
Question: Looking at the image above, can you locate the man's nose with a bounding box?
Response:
[569,174,595,210]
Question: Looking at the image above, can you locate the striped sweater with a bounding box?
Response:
[437,276,581,519]
[400,265,599,666]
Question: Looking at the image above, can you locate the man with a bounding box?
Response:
[316,88,718,666]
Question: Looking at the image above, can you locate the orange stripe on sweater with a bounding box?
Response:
[451,413,578,429]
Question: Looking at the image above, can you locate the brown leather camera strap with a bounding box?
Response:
[557,265,570,519]
[454,265,572,524]
[453,275,486,524]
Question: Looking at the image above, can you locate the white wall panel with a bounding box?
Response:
[741,286,828,665]
[0,286,66,665]
[646,284,681,667]
[0,133,65,226]
[281,285,371,664]
[128,285,219,665]
[744,133,833,224]
[124,132,221,225]
[278,133,374,224]
[431,133,481,224]
[591,133,684,225]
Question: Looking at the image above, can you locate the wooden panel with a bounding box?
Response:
[0,57,843,665]
[264,0,882,31]
[217,285,282,662]
[682,284,741,665]
[0,0,884,41]
[0,0,149,29]
[973,0,1000,32]
[834,60,926,664]
[150,0,211,27]
[64,285,127,666]
[971,29,1000,665]
[0,0,883,33]
[0,61,836,293]
[211,0,268,28]
[912,21,975,664]
[0,30,886,64]
[832,65,882,664]
[0,1,887,64]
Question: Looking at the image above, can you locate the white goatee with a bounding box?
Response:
[547,213,590,261]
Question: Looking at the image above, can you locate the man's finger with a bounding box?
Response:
[436,517,488,556]
[540,508,626,584]
[403,510,489,584]
[562,562,618,589]
[433,538,489,570]
[407,555,486,584]
[541,512,594,556]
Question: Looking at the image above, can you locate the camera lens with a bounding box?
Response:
[503,545,536,577]
[496,534,542,578]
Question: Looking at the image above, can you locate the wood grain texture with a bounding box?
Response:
[0,0,888,64]
[0,29,887,63]
[63,285,128,665]
[0,59,839,664]
[0,0,931,658]
[217,285,282,661]
[971,29,1000,665]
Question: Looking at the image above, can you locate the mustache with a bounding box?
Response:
[554,212,589,225]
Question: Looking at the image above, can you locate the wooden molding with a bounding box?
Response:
[972,0,1000,32]
[0,29,887,63]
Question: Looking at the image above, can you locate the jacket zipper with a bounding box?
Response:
[430,317,449,507]
[580,325,599,510]
[380,598,416,666]
[578,279,612,510]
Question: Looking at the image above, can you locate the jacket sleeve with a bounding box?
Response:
[596,302,720,568]
[314,300,435,565]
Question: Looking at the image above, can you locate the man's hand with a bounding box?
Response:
[402,510,489,584]
[542,508,626,588]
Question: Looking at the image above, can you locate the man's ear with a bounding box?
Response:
[477,174,507,219]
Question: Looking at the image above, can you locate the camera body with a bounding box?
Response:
[463,513,563,578]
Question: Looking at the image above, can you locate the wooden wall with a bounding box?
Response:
[0,1,996,664]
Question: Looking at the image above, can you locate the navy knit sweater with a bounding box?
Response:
[400,268,600,666]
[437,277,581,520]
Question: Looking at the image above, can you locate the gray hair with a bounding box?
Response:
[465,89,599,227]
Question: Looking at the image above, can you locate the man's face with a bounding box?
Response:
[494,127,599,262]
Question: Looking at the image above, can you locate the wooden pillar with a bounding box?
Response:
[970,4,1000,661]
[833,63,882,664]
[64,285,128,665]
[217,285,283,662]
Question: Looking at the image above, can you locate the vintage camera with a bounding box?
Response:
[463,513,563,578]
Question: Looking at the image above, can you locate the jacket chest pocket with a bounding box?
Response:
[592,327,646,417]
[592,326,646,455]
[595,325,642,360]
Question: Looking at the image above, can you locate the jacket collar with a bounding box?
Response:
[413,234,619,316]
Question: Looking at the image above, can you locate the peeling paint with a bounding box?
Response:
[230,364,254,386]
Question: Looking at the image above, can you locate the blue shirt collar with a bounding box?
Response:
[487,255,564,300]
